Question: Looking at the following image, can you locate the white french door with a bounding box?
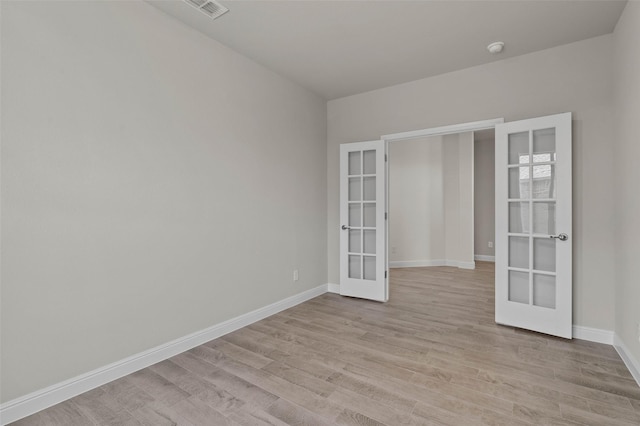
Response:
[495,112,572,338]
[339,140,388,301]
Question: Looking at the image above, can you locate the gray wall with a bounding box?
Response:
[328,35,616,331]
[474,134,495,258]
[613,2,640,368]
[0,1,327,402]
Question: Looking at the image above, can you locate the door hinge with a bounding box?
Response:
[385,270,388,279]
[385,154,388,162]
[385,212,388,220]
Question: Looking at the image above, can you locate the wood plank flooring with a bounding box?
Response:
[11,262,640,425]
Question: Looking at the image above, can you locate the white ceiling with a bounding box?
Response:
[149,0,627,100]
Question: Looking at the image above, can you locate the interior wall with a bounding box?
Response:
[454,132,474,266]
[388,133,473,267]
[613,1,640,366]
[388,136,446,264]
[474,133,496,258]
[328,34,615,331]
[0,1,327,403]
[442,133,474,266]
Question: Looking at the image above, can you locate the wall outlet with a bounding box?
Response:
[293,269,299,282]
[488,241,493,248]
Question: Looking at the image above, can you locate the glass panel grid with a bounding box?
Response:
[345,148,378,283]
[506,126,558,311]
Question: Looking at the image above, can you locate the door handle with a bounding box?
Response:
[550,233,568,241]
[341,225,351,230]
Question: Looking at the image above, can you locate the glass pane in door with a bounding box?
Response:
[509,167,529,199]
[509,236,529,269]
[533,128,556,160]
[363,177,376,201]
[509,270,529,304]
[533,202,556,234]
[363,230,376,254]
[509,202,529,233]
[348,255,361,279]
[349,178,361,201]
[533,274,556,309]
[363,203,376,227]
[532,165,555,199]
[349,204,361,227]
[363,150,376,174]
[348,151,361,175]
[363,256,376,280]
[349,229,361,253]
[533,238,556,272]
[509,132,529,165]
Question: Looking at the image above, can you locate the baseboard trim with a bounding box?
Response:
[474,255,495,262]
[614,334,640,388]
[572,325,614,345]
[389,259,446,268]
[327,283,340,294]
[389,259,475,269]
[0,284,328,425]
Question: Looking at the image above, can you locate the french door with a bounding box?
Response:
[495,112,572,338]
[339,140,387,301]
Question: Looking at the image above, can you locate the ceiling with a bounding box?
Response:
[149,1,627,100]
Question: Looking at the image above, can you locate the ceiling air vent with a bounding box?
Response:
[184,0,229,20]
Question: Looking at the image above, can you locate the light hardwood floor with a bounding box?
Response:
[12,262,640,425]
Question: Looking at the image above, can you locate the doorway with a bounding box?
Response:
[388,131,479,271]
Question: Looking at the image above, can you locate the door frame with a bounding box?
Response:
[380,118,504,280]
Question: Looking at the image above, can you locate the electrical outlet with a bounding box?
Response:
[488,241,493,248]
[293,269,299,282]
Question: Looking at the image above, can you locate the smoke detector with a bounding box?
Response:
[184,0,229,20]
[487,42,505,54]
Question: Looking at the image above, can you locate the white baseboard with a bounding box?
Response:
[572,325,614,345]
[454,260,476,270]
[389,259,446,268]
[614,333,640,388]
[389,259,476,270]
[0,284,328,425]
[327,283,340,294]
[474,255,495,262]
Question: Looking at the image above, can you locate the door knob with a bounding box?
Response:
[341,225,351,230]
[550,233,568,241]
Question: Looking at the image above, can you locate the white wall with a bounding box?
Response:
[328,35,615,331]
[474,133,496,258]
[442,133,474,266]
[613,1,640,368]
[0,1,327,403]
[389,137,446,264]
[453,132,474,266]
[388,134,473,267]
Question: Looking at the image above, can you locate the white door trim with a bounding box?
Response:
[382,118,504,142]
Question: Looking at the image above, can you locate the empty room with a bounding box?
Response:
[1,1,639,425]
